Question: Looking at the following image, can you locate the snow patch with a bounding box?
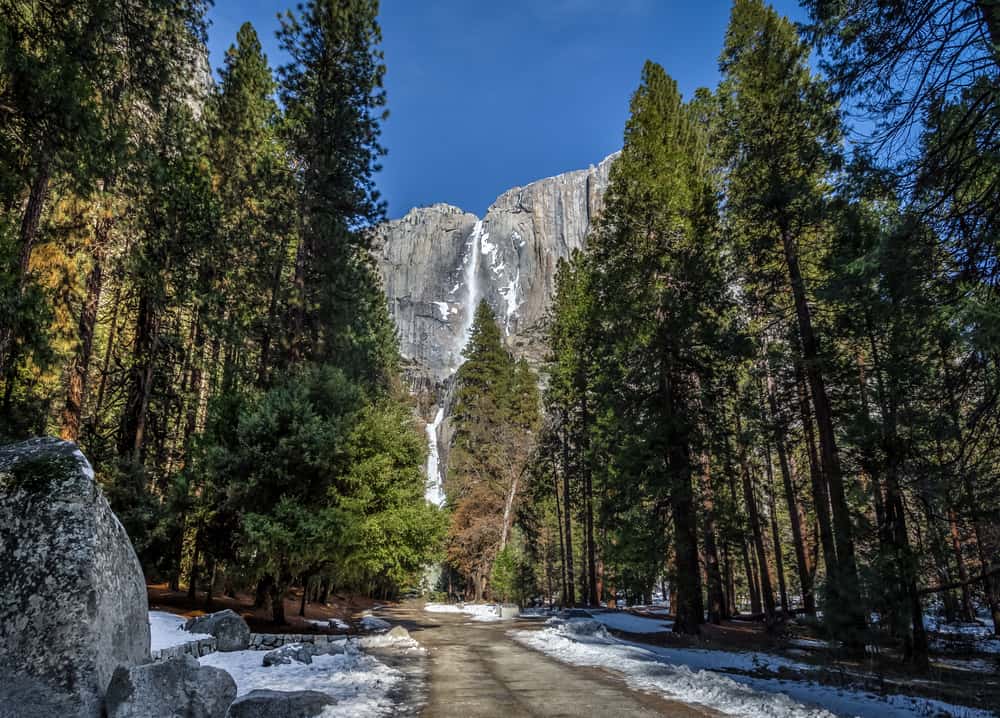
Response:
[200,643,402,717]
[589,611,673,634]
[424,602,505,622]
[512,619,991,718]
[149,610,211,651]
[432,301,450,321]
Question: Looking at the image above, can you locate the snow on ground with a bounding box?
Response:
[590,611,673,634]
[424,602,503,622]
[200,640,404,717]
[149,610,211,651]
[510,618,991,718]
[305,618,351,632]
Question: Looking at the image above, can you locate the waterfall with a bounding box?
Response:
[424,406,446,506]
[425,221,484,504]
[459,220,484,359]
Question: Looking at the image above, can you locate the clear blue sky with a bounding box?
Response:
[205,1,809,218]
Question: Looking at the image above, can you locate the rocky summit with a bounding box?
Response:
[374,152,617,390]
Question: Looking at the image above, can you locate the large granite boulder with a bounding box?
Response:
[0,437,150,717]
[105,655,236,718]
[185,609,251,651]
[226,690,336,718]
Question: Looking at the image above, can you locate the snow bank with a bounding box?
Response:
[512,619,991,718]
[424,602,503,622]
[149,610,211,651]
[590,611,673,634]
[200,641,402,717]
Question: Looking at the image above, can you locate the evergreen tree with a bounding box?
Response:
[447,301,539,601]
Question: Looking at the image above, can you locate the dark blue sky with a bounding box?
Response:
[206,1,809,218]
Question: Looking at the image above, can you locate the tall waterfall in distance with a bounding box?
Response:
[424,406,446,506]
[459,220,484,360]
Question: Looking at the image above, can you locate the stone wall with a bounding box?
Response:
[249,633,347,651]
[151,637,218,663]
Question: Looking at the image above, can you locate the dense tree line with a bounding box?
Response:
[530,0,1000,669]
[0,0,444,620]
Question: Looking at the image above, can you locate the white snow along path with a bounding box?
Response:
[510,618,992,718]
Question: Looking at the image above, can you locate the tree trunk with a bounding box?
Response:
[118,292,158,463]
[793,359,838,579]
[552,460,568,607]
[60,233,107,441]
[663,368,702,635]
[698,446,725,623]
[766,362,815,614]
[560,420,576,607]
[270,581,287,625]
[781,226,863,630]
[949,508,975,622]
[580,392,598,607]
[0,160,52,384]
[765,447,790,615]
[736,410,776,625]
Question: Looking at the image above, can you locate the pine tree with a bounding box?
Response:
[447,301,539,601]
[718,0,866,642]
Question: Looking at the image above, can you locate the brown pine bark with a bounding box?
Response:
[560,420,576,607]
[765,362,815,613]
[736,410,776,625]
[60,240,105,441]
[765,447,790,615]
[782,228,864,633]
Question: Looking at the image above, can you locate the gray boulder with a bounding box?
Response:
[105,655,236,718]
[226,690,336,718]
[262,643,313,666]
[387,625,410,640]
[185,609,251,651]
[0,438,150,718]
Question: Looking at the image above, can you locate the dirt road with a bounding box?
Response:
[379,603,714,717]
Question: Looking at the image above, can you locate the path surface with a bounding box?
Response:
[380,602,715,717]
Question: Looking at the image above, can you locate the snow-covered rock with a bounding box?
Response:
[104,654,235,718]
[184,609,250,652]
[360,615,391,632]
[226,689,335,718]
[0,438,150,717]
[262,643,313,667]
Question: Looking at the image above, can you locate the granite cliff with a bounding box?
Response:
[374,152,617,387]
[374,152,617,500]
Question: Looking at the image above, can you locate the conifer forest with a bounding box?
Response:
[2,1,1000,715]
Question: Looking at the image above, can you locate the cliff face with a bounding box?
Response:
[374,152,617,389]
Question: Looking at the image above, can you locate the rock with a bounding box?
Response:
[359,615,391,632]
[387,625,410,640]
[262,643,313,666]
[0,438,150,718]
[185,610,251,652]
[105,655,236,718]
[226,689,336,718]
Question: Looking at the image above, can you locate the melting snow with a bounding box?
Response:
[510,618,991,718]
[199,641,404,717]
[149,610,211,651]
[589,611,673,634]
[424,602,505,622]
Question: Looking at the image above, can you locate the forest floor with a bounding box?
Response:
[147,582,377,635]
